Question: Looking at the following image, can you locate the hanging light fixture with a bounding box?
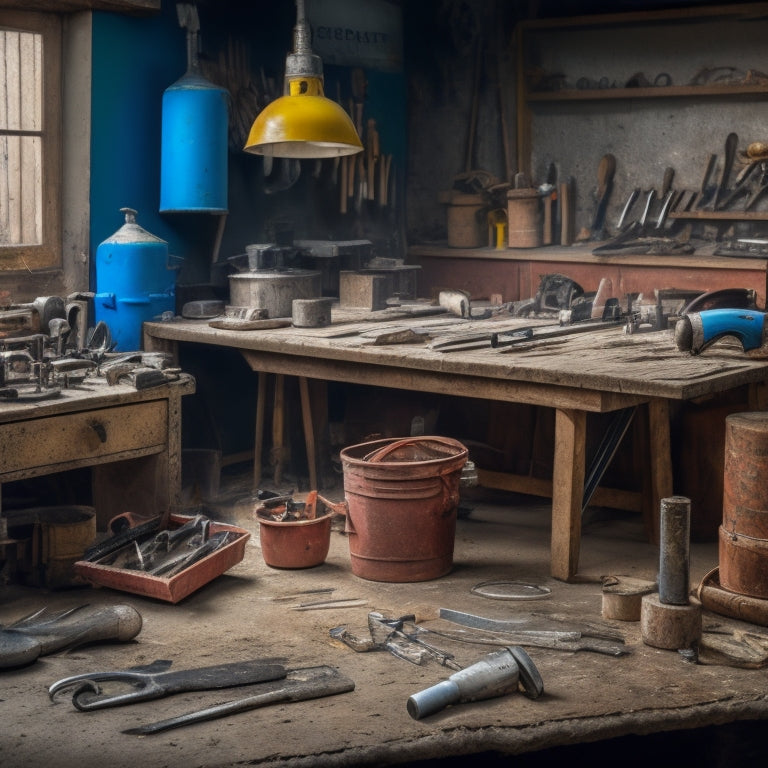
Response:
[244,0,363,159]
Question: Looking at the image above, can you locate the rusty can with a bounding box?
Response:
[722,411,768,539]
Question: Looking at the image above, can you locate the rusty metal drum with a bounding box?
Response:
[718,525,768,599]
[339,436,468,582]
[722,411,768,539]
[720,412,768,597]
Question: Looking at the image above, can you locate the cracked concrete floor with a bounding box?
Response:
[1,475,768,768]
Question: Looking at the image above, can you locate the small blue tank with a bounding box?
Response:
[93,208,176,352]
[160,70,229,213]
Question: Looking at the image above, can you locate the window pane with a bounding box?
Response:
[0,134,42,245]
[0,28,43,247]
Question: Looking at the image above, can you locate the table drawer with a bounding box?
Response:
[0,401,168,475]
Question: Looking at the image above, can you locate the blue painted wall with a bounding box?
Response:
[88,1,408,295]
[90,3,186,289]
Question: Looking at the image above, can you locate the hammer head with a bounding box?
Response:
[675,308,768,356]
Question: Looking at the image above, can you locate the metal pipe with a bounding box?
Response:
[406,646,543,720]
[658,495,691,605]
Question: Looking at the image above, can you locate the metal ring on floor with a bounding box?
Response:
[470,580,552,601]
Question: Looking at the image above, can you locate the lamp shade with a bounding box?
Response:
[244,76,363,158]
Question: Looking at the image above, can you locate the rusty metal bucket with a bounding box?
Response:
[338,436,468,583]
[257,513,332,569]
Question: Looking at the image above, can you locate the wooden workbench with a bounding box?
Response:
[0,374,195,535]
[143,312,768,581]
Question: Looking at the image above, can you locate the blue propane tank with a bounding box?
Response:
[160,68,229,213]
[93,208,176,352]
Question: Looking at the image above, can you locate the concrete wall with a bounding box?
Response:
[403,1,768,246]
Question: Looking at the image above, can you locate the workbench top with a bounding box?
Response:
[0,373,195,423]
[144,312,768,403]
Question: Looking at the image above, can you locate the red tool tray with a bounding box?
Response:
[74,514,250,603]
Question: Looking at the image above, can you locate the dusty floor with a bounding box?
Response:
[1,470,768,768]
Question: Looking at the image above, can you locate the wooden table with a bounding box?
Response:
[0,374,195,540]
[143,312,768,581]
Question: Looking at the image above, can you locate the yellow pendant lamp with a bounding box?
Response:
[244,0,363,159]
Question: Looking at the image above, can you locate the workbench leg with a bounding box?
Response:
[142,330,179,363]
[551,408,586,582]
[646,398,673,546]
[748,381,768,411]
[299,377,317,491]
[254,372,267,489]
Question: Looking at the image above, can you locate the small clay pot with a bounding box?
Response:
[257,513,332,569]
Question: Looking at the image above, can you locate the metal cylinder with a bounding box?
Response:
[658,495,691,605]
[160,71,229,213]
[723,411,768,539]
[406,647,520,720]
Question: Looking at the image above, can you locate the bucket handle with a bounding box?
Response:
[362,436,463,463]
[318,494,353,535]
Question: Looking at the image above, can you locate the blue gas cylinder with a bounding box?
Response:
[93,208,176,352]
[160,70,229,213]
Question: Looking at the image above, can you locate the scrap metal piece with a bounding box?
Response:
[439,607,625,644]
[329,625,377,652]
[290,598,368,611]
[406,621,626,656]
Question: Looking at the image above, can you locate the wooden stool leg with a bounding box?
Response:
[635,403,655,543]
[299,377,317,490]
[253,372,267,490]
[646,397,673,546]
[272,374,285,485]
[551,407,586,582]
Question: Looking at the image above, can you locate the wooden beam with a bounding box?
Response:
[551,408,586,582]
[0,1,160,14]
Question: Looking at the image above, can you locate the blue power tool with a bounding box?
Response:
[675,308,768,356]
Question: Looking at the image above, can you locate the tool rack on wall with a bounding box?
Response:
[515,2,768,236]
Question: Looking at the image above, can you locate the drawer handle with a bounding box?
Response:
[89,421,107,443]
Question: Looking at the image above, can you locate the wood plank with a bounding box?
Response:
[646,397,673,545]
[145,317,768,403]
[238,349,645,412]
[477,468,642,512]
[551,408,586,581]
[0,1,160,13]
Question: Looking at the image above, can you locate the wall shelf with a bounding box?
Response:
[408,243,768,309]
[514,1,768,242]
[526,83,768,102]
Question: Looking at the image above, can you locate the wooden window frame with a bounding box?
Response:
[0,9,62,276]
